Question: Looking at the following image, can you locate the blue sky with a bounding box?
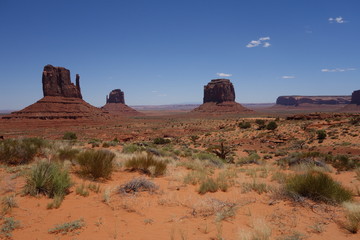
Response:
[0,0,359,109]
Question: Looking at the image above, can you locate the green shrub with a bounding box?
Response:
[76,150,115,179]
[236,153,261,165]
[48,219,85,234]
[24,161,72,200]
[239,121,251,129]
[124,153,167,176]
[286,171,352,204]
[266,121,278,130]
[0,138,47,165]
[102,141,118,148]
[153,137,171,145]
[198,178,218,194]
[0,217,20,239]
[119,177,158,194]
[62,132,77,140]
[316,130,326,140]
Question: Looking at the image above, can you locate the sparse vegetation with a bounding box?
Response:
[0,138,47,165]
[124,153,167,176]
[266,121,278,130]
[0,217,20,239]
[119,177,158,194]
[62,132,77,140]
[239,121,251,129]
[76,149,115,179]
[153,137,171,145]
[24,161,72,203]
[198,178,218,194]
[342,201,360,233]
[48,218,85,234]
[285,171,352,204]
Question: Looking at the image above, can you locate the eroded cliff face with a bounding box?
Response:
[276,96,351,106]
[42,65,82,99]
[106,89,125,104]
[351,90,360,105]
[203,79,235,103]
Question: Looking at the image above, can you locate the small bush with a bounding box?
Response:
[122,144,144,154]
[24,161,72,200]
[316,130,326,140]
[285,171,352,204]
[119,177,158,194]
[124,153,167,176]
[102,141,118,148]
[239,121,251,129]
[0,138,47,165]
[242,181,268,194]
[76,183,89,197]
[236,153,261,165]
[198,178,218,194]
[48,219,85,234]
[342,201,360,233]
[76,150,115,179]
[1,195,18,214]
[153,137,171,145]
[266,121,278,130]
[62,132,77,140]
[0,217,20,239]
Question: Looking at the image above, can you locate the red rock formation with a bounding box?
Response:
[106,89,125,104]
[2,65,107,120]
[276,96,351,106]
[42,65,82,99]
[351,90,360,105]
[192,79,252,114]
[203,79,235,103]
[102,89,142,116]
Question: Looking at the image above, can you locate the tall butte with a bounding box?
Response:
[101,89,142,115]
[342,89,360,112]
[192,79,252,113]
[3,65,106,120]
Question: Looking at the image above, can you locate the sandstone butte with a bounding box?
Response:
[2,65,107,120]
[192,79,252,113]
[101,89,142,116]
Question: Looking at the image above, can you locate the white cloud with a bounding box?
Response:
[246,37,271,48]
[282,75,295,79]
[321,68,356,72]
[216,73,232,77]
[329,16,346,23]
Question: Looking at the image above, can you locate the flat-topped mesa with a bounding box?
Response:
[276,95,351,106]
[203,79,235,103]
[351,90,360,105]
[42,64,82,99]
[106,89,125,104]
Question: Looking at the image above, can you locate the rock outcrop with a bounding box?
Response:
[192,79,252,114]
[350,90,360,105]
[276,96,351,106]
[2,65,107,120]
[42,65,82,99]
[102,89,142,116]
[106,89,125,104]
[203,79,235,103]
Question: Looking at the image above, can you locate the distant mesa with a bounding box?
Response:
[192,79,252,113]
[350,90,360,105]
[102,89,142,116]
[2,65,106,120]
[276,95,351,106]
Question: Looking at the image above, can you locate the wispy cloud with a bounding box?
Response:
[216,73,232,77]
[246,37,271,48]
[328,16,347,23]
[321,68,356,72]
[282,75,295,79]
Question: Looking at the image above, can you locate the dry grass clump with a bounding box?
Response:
[57,147,80,161]
[238,218,272,240]
[0,138,47,165]
[48,218,85,234]
[76,149,115,179]
[285,171,352,204]
[342,201,360,233]
[23,161,72,208]
[124,153,167,176]
[119,177,158,194]
[1,195,18,215]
